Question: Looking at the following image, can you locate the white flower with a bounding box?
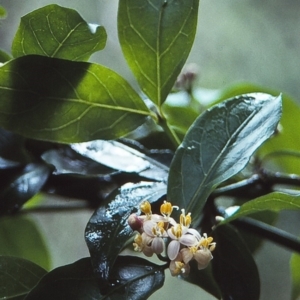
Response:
[169,252,190,277]
[167,223,200,260]
[143,220,168,255]
[181,233,216,269]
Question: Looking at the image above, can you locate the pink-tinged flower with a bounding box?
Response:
[167,223,200,260]
[128,213,143,232]
[169,252,190,277]
[181,233,216,270]
[143,220,168,255]
[133,232,153,257]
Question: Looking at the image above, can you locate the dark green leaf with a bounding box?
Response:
[0,163,52,214]
[42,146,115,176]
[212,224,260,300]
[202,82,300,174]
[221,192,300,225]
[0,55,152,143]
[184,261,222,299]
[168,93,282,221]
[236,211,278,253]
[85,181,167,286]
[0,128,31,167]
[0,50,11,63]
[25,256,164,300]
[290,252,300,300]
[71,140,169,181]
[0,256,47,300]
[12,4,106,61]
[0,216,51,270]
[118,0,199,106]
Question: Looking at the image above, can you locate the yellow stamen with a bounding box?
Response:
[133,233,143,251]
[199,236,214,248]
[180,209,192,227]
[171,224,183,238]
[140,201,152,215]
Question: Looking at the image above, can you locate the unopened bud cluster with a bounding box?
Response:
[128,200,216,276]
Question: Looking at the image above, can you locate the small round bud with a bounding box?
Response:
[128,213,143,231]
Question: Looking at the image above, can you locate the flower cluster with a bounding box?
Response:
[127,200,216,276]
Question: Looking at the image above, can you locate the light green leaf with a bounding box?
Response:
[12,4,107,61]
[0,5,6,19]
[0,215,51,270]
[168,93,282,221]
[118,0,199,107]
[291,252,300,300]
[221,192,300,224]
[0,256,47,300]
[0,55,152,143]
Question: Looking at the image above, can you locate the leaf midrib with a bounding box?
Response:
[186,107,257,212]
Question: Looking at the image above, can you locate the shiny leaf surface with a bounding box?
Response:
[0,163,52,214]
[85,181,167,287]
[0,216,51,270]
[168,93,282,221]
[212,224,260,300]
[118,0,199,106]
[204,82,300,174]
[12,5,106,61]
[0,256,47,300]
[0,55,151,143]
[25,256,164,300]
[221,192,300,224]
[71,140,169,181]
[0,128,31,167]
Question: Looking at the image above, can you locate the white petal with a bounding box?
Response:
[167,240,180,260]
[194,249,213,270]
[143,220,155,237]
[180,248,193,264]
[187,228,201,240]
[152,237,164,254]
[180,234,197,246]
[167,227,177,240]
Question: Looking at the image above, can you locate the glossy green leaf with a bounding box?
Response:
[0,128,31,166]
[118,0,199,106]
[0,163,52,214]
[167,93,282,221]
[291,252,300,300]
[0,216,51,270]
[203,82,300,174]
[12,4,106,61]
[221,192,300,224]
[0,256,47,300]
[85,181,167,287]
[71,140,169,181]
[25,256,164,300]
[212,224,260,300]
[0,55,152,143]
